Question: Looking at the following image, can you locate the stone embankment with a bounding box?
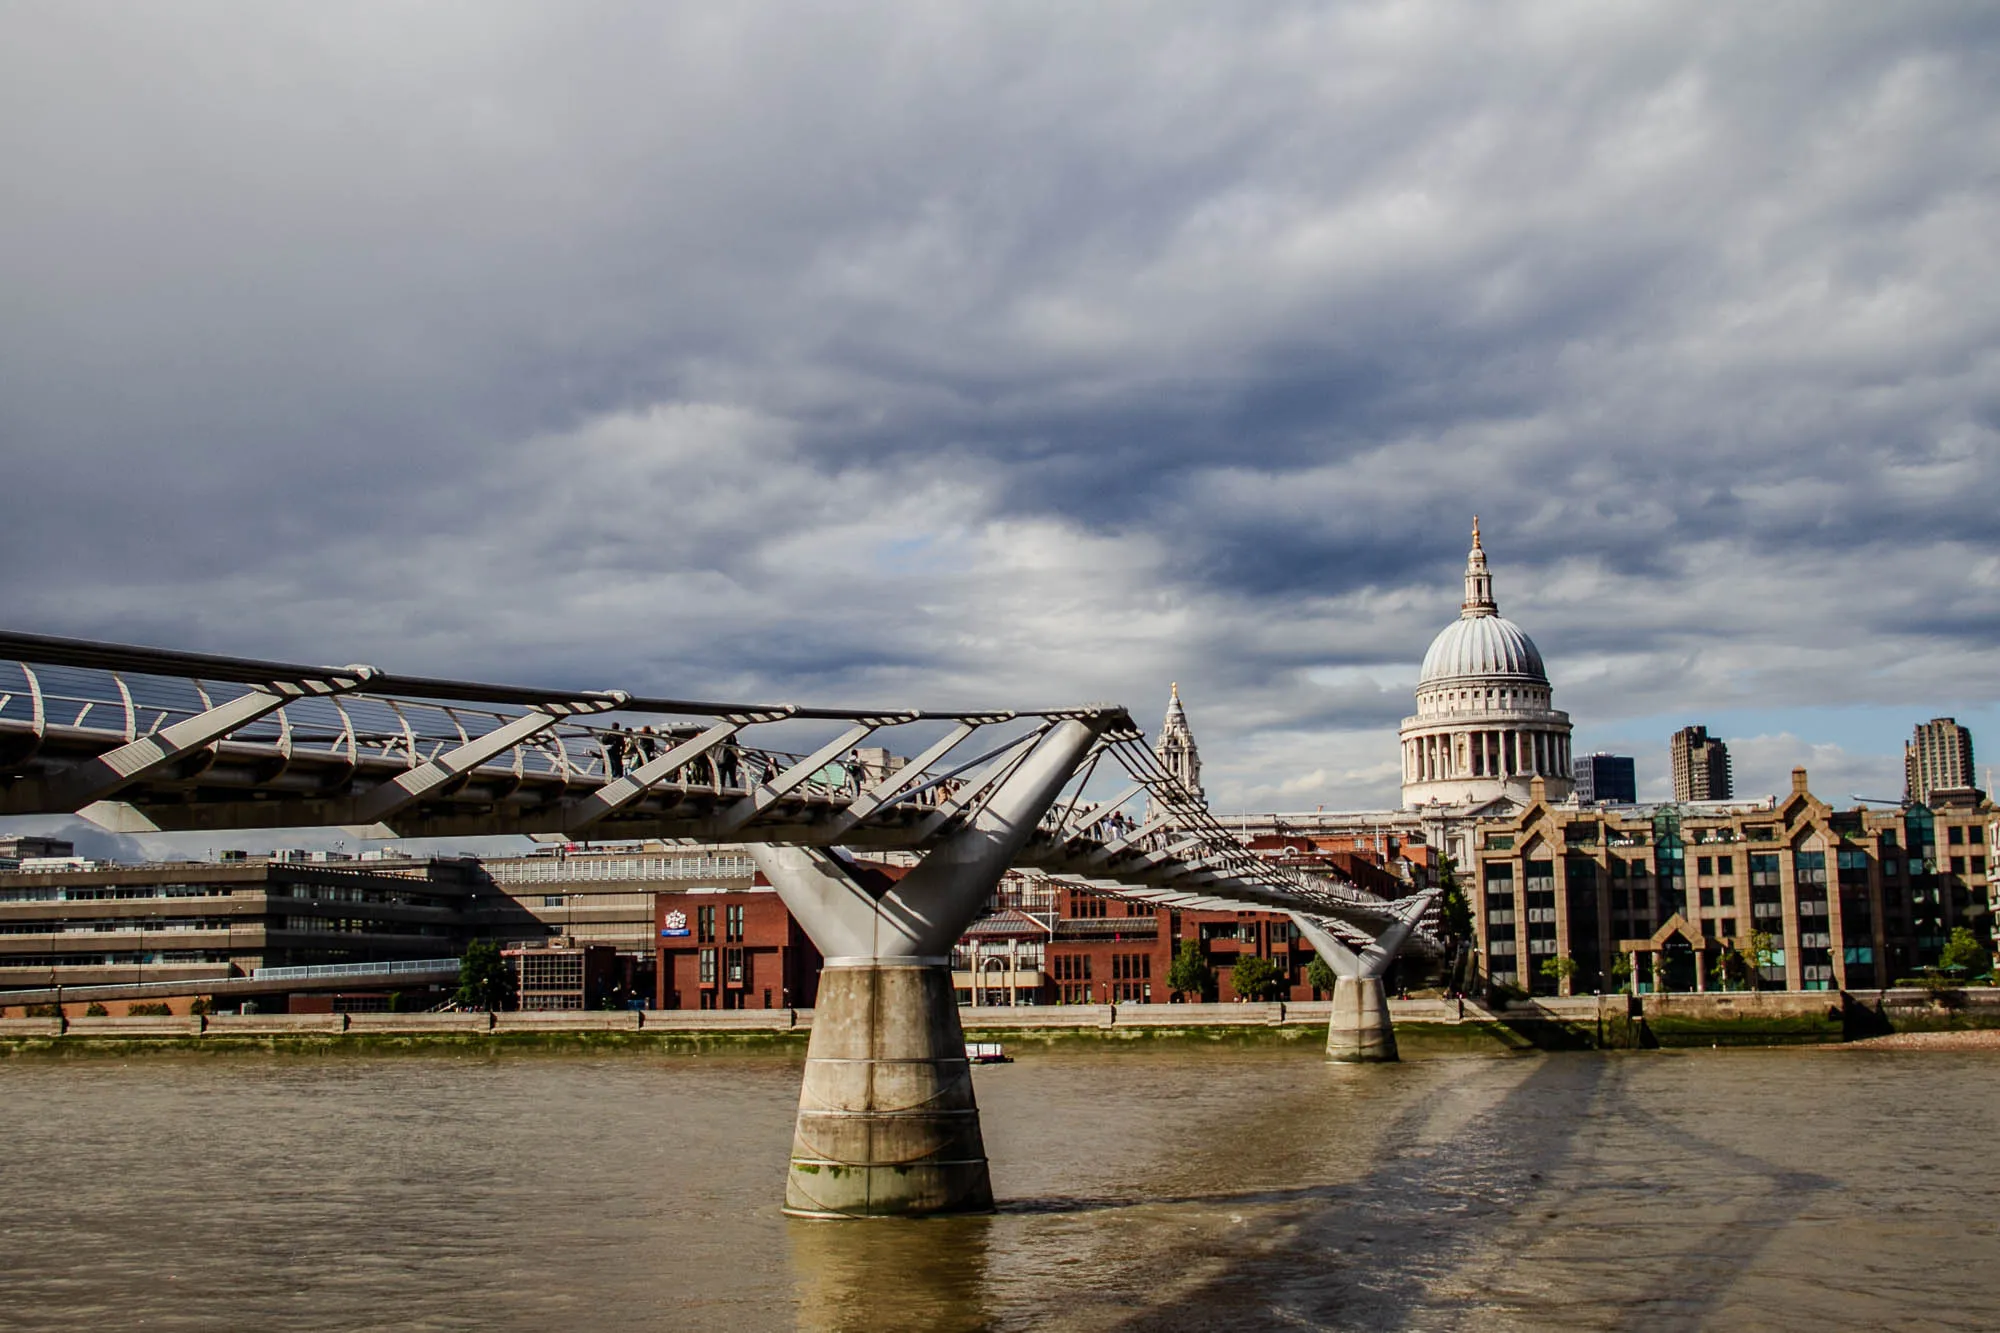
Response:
[0,989,1992,1051]
[1845,1028,2000,1052]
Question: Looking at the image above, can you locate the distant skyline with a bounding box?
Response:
[3,3,1997,842]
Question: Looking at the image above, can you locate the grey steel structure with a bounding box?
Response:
[0,630,1433,1216]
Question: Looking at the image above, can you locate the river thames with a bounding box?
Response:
[1,1043,1994,1331]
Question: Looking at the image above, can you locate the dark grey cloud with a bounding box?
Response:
[2,1,1998,813]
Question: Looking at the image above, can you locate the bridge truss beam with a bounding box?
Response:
[0,628,1446,1215]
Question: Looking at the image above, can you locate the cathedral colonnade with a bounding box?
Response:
[1402,729,1569,784]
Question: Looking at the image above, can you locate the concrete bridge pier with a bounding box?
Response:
[750,717,1105,1218]
[1291,892,1436,1064]
[1326,974,1398,1062]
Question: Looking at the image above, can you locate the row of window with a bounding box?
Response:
[0,950,232,967]
[278,917,446,936]
[1110,953,1151,981]
[0,884,241,903]
[695,946,749,985]
[1052,954,1092,981]
[0,918,236,935]
[692,904,746,944]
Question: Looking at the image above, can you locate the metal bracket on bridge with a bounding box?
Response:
[1290,892,1437,981]
[46,666,378,812]
[816,718,1000,840]
[557,710,791,836]
[351,692,628,826]
[705,717,913,837]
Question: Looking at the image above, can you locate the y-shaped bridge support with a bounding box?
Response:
[1290,893,1436,1063]
[751,717,1106,1218]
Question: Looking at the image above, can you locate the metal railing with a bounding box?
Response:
[0,629,1431,944]
[250,957,461,981]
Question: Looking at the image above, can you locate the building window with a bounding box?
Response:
[726,903,745,942]
[699,948,716,984]
[1717,855,1733,875]
[697,906,716,944]
[1948,825,1965,845]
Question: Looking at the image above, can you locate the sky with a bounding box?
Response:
[3,2,1998,855]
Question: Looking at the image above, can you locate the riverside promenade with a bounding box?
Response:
[3,988,1994,1049]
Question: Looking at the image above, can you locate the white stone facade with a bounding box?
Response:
[1155,682,1203,802]
[1400,522,1573,810]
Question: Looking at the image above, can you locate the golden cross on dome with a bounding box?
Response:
[1471,515,1482,550]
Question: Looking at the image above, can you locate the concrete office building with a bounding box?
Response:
[479,844,757,955]
[0,835,77,870]
[505,938,630,1010]
[1670,725,1733,802]
[0,855,492,997]
[1468,770,1992,996]
[1907,718,1976,805]
[1573,753,1637,805]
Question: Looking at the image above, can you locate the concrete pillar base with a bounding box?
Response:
[1326,975,1397,1062]
[785,960,993,1218]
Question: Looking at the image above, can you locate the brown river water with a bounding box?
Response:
[1,1043,1995,1331]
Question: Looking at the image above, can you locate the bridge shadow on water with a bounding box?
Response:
[994,1054,1833,1332]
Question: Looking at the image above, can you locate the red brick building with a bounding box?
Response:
[653,887,822,1010]
[951,883,1334,1005]
[654,865,1410,1011]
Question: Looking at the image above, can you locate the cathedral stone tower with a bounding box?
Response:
[1155,682,1203,802]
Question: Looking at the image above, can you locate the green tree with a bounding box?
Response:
[1230,953,1285,1002]
[1538,954,1578,996]
[1740,930,1776,991]
[126,1001,172,1016]
[1940,927,1993,980]
[456,939,510,1011]
[1435,857,1473,943]
[1166,939,1213,1002]
[1305,955,1338,995]
[1609,953,1633,995]
[84,1001,108,1016]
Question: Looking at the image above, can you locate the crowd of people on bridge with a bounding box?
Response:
[592,729,958,807]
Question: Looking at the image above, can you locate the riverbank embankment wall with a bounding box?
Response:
[1,988,1994,1054]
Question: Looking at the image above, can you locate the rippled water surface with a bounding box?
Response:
[1,1044,1995,1331]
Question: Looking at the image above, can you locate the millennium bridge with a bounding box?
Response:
[0,629,1434,1217]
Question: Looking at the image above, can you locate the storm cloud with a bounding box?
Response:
[3,1,1997,817]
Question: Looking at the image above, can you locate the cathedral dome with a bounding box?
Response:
[1415,516,1549,686]
[1400,519,1573,816]
[1419,614,1547,685]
